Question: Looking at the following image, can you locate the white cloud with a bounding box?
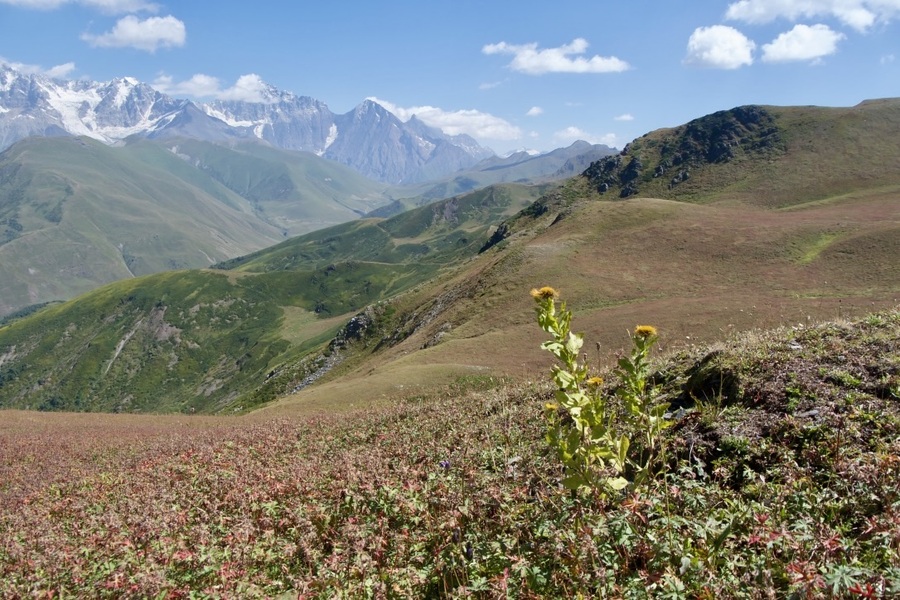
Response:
[0,57,76,78]
[614,113,634,121]
[526,106,543,117]
[553,126,617,147]
[725,0,900,32]
[0,0,157,13]
[762,24,845,62]
[478,80,503,90]
[882,53,896,63]
[45,62,77,78]
[367,97,523,141]
[217,74,271,102]
[153,73,221,97]
[684,25,756,69]
[81,14,185,52]
[153,73,272,102]
[482,38,630,74]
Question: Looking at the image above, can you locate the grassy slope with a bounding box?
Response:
[583,100,900,207]
[1,100,897,416]
[1,308,897,597]
[271,176,899,414]
[0,137,286,315]
[0,136,396,317]
[264,100,900,413]
[0,183,545,413]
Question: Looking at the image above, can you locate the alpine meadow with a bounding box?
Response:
[1,9,899,593]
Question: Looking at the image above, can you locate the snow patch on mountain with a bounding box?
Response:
[43,83,104,139]
[201,105,257,128]
[0,64,497,183]
[317,123,338,156]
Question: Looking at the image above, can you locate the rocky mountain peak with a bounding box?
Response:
[0,64,495,183]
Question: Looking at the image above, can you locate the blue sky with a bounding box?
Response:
[1,0,898,154]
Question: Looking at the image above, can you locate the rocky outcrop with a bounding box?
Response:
[583,105,785,198]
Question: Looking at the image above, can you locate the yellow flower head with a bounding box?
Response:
[587,376,604,387]
[530,286,559,301]
[544,402,559,411]
[634,325,658,339]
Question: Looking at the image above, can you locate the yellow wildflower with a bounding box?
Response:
[544,402,559,411]
[587,376,604,387]
[530,286,559,301]
[634,325,658,338]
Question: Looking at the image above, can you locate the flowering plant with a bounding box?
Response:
[531,287,670,493]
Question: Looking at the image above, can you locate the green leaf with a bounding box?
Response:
[615,435,630,468]
[552,368,577,390]
[565,332,584,355]
[618,357,636,375]
[605,476,629,491]
[562,474,586,490]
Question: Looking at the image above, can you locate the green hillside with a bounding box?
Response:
[583,99,900,206]
[0,183,547,413]
[0,100,898,416]
[141,138,390,234]
[0,136,394,317]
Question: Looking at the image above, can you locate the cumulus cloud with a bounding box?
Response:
[725,0,900,32]
[526,106,543,117]
[684,25,756,69]
[0,57,76,78]
[614,113,634,121]
[482,38,630,74]
[216,74,273,102]
[0,0,158,13]
[367,97,523,141]
[153,73,273,102]
[882,53,896,64]
[82,15,185,52]
[762,24,845,62]
[553,126,617,147]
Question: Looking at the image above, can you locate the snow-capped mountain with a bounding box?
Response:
[0,64,494,183]
[0,65,187,149]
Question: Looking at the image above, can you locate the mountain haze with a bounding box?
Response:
[0,135,390,316]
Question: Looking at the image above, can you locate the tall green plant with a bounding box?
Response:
[531,287,671,494]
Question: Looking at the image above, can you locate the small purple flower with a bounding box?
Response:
[439,460,451,469]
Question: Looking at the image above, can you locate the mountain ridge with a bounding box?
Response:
[0,64,495,184]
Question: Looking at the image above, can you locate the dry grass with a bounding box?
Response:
[271,190,898,415]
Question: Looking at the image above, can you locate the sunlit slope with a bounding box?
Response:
[584,99,900,207]
[269,175,899,414]
[0,183,547,412]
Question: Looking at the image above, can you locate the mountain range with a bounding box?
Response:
[0,63,616,317]
[0,64,494,184]
[0,98,896,414]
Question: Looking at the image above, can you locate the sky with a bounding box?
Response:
[0,0,898,155]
